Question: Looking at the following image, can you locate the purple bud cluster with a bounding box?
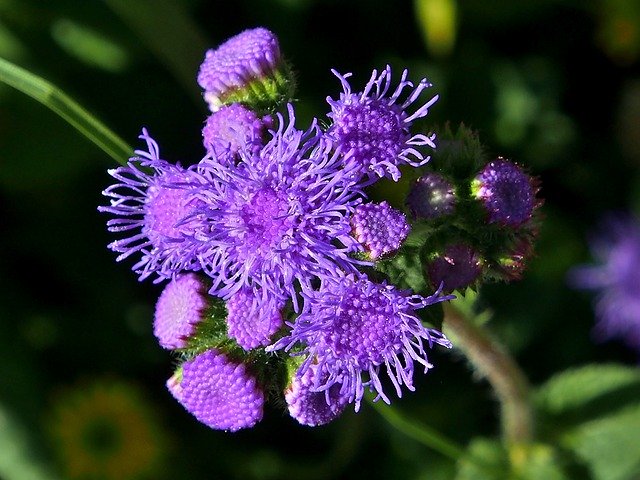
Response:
[100,29,540,431]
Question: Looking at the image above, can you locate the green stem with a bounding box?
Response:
[368,397,464,461]
[442,303,534,445]
[0,57,132,165]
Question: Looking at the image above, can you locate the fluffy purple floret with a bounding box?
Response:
[197,27,281,111]
[351,201,410,259]
[286,363,349,426]
[568,214,640,351]
[226,288,283,350]
[473,159,535,226]
[269,274,454,411]
[202,104,265,165]
[326,65,438,182]
[168,349,264,431]
[190,105,367,309]
[406,173,456,219]
[154,274,206,349]
[98,129,203,282]
[427,243,483,292]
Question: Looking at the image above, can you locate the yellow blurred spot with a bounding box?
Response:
[51,19,130,73]
[414,0,457,58]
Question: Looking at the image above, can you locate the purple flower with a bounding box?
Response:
[99,129,203,281]
[226,287,283,350]
[326,65,438,182]
[167,349,264,431]
[568,214,640,351]
[285,363,349,426]
[202,104,266,165]
[426,243,484,292]
[154,274,207,349]
[351,201,410,260]
[269,274,453,411]
[406,172,456,219]
[197,27,291,112]
[190,105,367,309]
[472,159,536,226]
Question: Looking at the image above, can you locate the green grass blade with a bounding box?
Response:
[0,56,133,165]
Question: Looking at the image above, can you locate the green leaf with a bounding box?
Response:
[0,56,132,165]
[455,439,568,480]
[376,249,428,293]
[563,404,640,480]
[536,364,640,416]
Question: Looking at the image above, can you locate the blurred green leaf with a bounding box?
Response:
[0,403,60,480]
[563,404,640,480]
[0,56,132,165]
[50,18,130,72]
[536,364,640,416]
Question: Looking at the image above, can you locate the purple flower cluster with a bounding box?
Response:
[568,214,640,352]
[101,27,451,431]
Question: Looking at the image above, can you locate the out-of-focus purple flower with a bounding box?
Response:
[472,159,536,226]
[226,287,283,350]
[351,201,410,260]
[154,274,207,349]
[326,65,438,182]
[427,243,484,292]
[191,105,367,310]
[285,363,350,426]
[568,214,640,351]
[269,274,453,411]
[406,172,456,219]
[99,129,203,282]
[167,349,264,431]
[202,104,266,164]
[197,27,290,112]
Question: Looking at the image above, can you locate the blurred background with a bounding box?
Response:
[0,0,639,479]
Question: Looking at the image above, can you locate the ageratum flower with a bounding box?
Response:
[99,129,203,282]
[285,363,350,426]
[154,274,207,349]
[472,158,537,226]
[226,287,283,350]
[197,27,293,112]
[351,201,410,260]
[191,105,367,309]
[426,243,484,292]
[269,274,453,411]
[568,214,640,351]
[167,349,264,431]
[326,65,438,182]
[202,103,267,166]
[406,172,457,219]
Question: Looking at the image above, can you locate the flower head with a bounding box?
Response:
[568,214,640,351]
[326,65,438,182]
[99,129,203,281]
[351,201,410,260]
[472,159,536,226]
[191,105,366,309]
[406,172,456,219]
[269,274,453,411]
[226,287,283,350]
[168,349,264,431]
[197,27,293,112]
[202,103,266,165]
[285,363,350,426]
[426,243,484,292]
[154,274,207,349]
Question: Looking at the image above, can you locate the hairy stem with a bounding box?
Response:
[443,303,534,445]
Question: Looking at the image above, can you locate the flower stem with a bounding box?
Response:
[368,397,464,461]
[442,302,534,445]
[0,57,132,165]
